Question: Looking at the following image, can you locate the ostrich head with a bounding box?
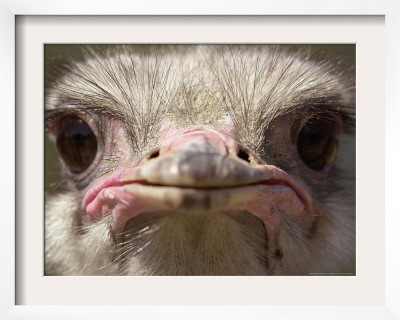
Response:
[45,45,355,276]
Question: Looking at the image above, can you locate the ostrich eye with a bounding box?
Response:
[297,113,341,170]
[56,116,98,173]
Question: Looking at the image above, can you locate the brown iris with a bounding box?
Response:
[297,113,341,170]
[56,116,98,173]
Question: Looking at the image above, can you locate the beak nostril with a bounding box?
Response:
[238,149,251,163]
[148,150,160,159]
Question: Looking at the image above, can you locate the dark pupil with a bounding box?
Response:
[297,114,340,170]
[56,116,98,173]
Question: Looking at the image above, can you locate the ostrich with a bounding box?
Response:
[45,45,355,276]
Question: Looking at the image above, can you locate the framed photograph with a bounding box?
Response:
[1,1,399,319]
[42,42,357,279]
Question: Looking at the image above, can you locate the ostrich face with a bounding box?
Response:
[45,45,355,276]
